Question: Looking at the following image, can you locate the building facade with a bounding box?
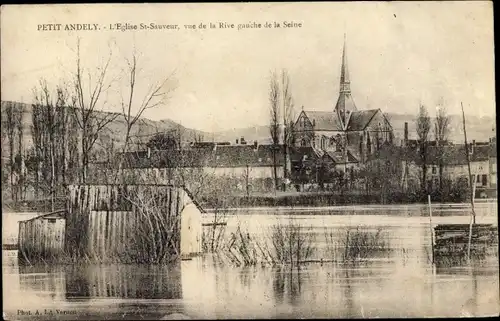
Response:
[113,142,287,194]
[404,141,494,194]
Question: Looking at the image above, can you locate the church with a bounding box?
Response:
[292,37,394,171]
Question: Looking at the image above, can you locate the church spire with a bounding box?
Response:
[334,33,357,128]
[339,33,350,93]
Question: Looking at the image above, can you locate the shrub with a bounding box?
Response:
[216,218,316,267]
[325,226,389,263]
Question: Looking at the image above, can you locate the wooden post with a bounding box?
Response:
[461,102,476,224]
[428,195,434,264]
[467,174,477,262]
[462,102,476,264]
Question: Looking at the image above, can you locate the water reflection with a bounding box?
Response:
[272,266,302,307]
[3,205,499,319]
[18,264,183,300]
[5,252,499,319]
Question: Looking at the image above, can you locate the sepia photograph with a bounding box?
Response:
[1,2,498,319]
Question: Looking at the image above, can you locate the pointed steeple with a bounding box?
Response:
[339,33,351,93]
[335,33,357,128]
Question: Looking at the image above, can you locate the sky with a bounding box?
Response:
[1,2,495,132]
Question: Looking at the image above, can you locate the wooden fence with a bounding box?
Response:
[18,210,66,263]
[65,184,202,263]
[433,224,498,265]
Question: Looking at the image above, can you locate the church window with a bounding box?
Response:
[335,134,342,152]
[321,136,326,150]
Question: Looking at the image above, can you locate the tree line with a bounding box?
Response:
[1,38,175,210]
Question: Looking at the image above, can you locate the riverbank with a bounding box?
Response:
[2,192,497,213]
[198,191,493,209]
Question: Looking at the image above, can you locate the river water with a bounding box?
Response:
[3,202,499,319]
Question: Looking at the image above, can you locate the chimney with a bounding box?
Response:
[241,136,246,145]
[253,140,258,149]
[471,140,476,155]
[404,122,408,145]
[236,138,239,145]
[312,119,316,127]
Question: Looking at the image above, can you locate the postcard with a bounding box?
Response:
[1,2,497,319]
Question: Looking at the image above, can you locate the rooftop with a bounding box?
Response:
[121,144,286,169]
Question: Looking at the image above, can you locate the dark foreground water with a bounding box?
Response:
[3,203,499,319]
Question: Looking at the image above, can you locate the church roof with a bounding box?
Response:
[346,109,379,131]
[303,110,343,131]
[297,38,391,135]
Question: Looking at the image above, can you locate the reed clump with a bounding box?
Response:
[216,218,315,267]
[325,226,388,263]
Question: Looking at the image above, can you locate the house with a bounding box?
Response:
[404,141,492,192]
[116,141,286,193]
[292,37,394,174]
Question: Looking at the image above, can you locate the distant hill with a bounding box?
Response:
[1,101,495,158]
[0,101,209,154]
[212,112,496,145]
[386,113,496,144]
[101,117,210,148]
[212,125,273,145]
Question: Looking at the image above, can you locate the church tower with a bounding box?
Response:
[334,35,357,128]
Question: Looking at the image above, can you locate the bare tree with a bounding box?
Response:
[4,102,16,201]
[71,38,119,183]
[269,71,281,191]
[281,69,295,192]
[32,81,76,210]
[416,104,431,193]
[435,103,450,191]
[119,49,176,159]
[14,104,25,200]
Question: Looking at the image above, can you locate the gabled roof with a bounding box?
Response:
[302,110,343,131]
[346,109,379,131]
[212,144,284,167]
[470,145,490,162]
[121,144,285,168]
